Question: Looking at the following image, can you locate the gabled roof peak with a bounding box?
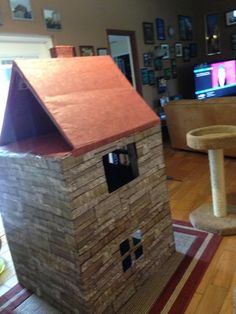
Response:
[0,56,159,156]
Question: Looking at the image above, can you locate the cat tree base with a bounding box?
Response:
[190,203,236,235]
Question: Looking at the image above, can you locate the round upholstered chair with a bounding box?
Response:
[186,125,236,235]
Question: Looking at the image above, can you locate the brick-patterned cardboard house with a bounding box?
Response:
[0,55,175,313]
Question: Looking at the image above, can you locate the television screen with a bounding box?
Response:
[194,60,236,99]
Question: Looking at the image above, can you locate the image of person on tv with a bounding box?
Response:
[218,65,227,87]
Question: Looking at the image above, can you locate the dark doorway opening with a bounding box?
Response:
[107,29,142,95]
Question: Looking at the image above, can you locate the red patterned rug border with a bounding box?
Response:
[0,220,222,314]
[149,220,222,313]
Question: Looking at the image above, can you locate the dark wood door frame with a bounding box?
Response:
[106,29,142,95]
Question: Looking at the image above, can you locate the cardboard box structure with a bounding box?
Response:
[0,56,175,313]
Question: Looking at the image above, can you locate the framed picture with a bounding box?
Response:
[183,47,190,62]
[164,68,171,80]
[97,48,108,55]
[153,57,163,71]
[160,95,169,107]
[161,43,170,59]
[225,10,236,26]
[143,52,153,67]
[178,15,193,40]
[148,70,155,85]
[143,22,154,44]
[155,18,165,40]
[157,76,167,94]
[189,43,197,57]
[43,9,62,30]
[205,13,220,55]
[140,68,149,85]
[79,46,95,56]
[10,0,32,20]
[175,43,183,57]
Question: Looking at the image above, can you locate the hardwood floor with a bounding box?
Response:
[164,145,236,314]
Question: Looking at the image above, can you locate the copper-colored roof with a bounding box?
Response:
[0,56,159,156]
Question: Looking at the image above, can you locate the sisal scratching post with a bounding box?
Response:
[186,125,236,235]
[208,149,227,217]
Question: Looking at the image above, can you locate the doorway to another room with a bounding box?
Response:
[107,30,142,95]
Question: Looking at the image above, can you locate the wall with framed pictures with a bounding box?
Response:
[139,8,199,102]
[0,0,197,108]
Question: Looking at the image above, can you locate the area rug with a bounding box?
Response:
[119,220,222,314]
[0,220,222,314]
[149,220,222,313]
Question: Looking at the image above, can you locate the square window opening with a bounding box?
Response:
[122,255,132,272]
[120,239,130,256]
[103,143,139,193]
[134,246,143,260]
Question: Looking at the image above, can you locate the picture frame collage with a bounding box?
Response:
[7,0,109,57]
[9,0,62,30]
[141,14,197,92]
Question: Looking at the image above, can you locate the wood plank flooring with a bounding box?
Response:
[164,145,236,314]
